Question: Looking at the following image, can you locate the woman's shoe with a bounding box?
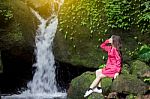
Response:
[93,87,102,93]
[84,88,93,97]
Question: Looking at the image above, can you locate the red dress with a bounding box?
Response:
[100,39,122,78]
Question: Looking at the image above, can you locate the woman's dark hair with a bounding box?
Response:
[111,35,122,56]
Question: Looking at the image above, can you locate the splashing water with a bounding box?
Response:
[2,0,67,99]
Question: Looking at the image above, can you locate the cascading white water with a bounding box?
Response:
[27,0,64,94]
[2,0,67,98]
[27,10,58,94]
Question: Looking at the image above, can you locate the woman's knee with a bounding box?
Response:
[96,69,102,76]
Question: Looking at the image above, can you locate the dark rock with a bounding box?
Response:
[0,51,3,73]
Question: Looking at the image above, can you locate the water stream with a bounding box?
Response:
[2,0,66,99]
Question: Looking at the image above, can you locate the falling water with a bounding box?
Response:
[28,9,58,94]
[2,0,66,98]
[27,0,65,95]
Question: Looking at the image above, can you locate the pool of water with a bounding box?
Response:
[1,92,67,99]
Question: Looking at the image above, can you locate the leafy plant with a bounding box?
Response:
[102,0,150,33]
[99,64,105,69]
[144,78,150,84]
[138,45,150,62]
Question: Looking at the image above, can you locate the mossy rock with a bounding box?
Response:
[0,0,36,50]
[130,60,149,76]
[24,0,52,18]
[67,71,113,99]
[88,93,104,99]
[121,64,130,75]
[126,94,137,99]
[111,74,148,95]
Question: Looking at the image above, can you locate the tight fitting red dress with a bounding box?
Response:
[100,39,122,78]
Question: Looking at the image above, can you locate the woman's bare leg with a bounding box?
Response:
[96,69,103,87]
[89,73,106,89]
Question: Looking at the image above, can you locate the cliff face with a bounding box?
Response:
[53,0,139,68]
[0,0,37,93]
[0,0,37,72]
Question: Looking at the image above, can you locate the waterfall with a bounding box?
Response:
[27,0,64,94]
[28,9,58,94]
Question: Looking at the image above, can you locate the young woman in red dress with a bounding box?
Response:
[84,35,122,97]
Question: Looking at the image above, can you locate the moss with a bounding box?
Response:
[111,74,148,95]
[68,71,113,98]
[130,60,149,76]
[68,72,95,99]
[0,0,36,49]
[88,93,104,99]
[121,64,130,75]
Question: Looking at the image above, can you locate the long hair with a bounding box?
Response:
[111,35,122,56]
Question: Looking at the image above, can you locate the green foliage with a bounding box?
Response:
[138,45,150,62]
[99,64,105,69]
[102,0,150,33]
[144,78,150,84]
[0,9,13,21]
[59,0,107,42]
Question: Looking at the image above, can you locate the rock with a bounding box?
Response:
[24,0,55,18]
[111,74,148,95]
[130,60,149,76]
[121,64,130,75]
[67,71,112,99]
[126,94,137,99]
[107,92,118,99]
[138,69,150,78]
[0,0,36,50]
[0,0,36,93]
[136,94,150,99]
[88,93,104,99]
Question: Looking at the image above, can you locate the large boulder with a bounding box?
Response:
[0,0,36,50]
[0,0,37,93]
[67,71,112,99]
[111,74,148,95]
[130,60,149,76]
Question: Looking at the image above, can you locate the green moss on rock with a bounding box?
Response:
[0,0,36,50]
[121,64,130,75]
[68,71,113,99]
[111,74,148,95]
[130,60,149,76]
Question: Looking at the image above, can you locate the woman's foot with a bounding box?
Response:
[84,88,93,97]
[93,87,102,93]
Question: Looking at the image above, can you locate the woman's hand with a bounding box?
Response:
[114,73,119,79]
[109,38,112,44]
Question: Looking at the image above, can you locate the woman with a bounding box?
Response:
[84,35,122,97]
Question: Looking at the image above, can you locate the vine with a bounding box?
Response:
[102,0,150,33]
